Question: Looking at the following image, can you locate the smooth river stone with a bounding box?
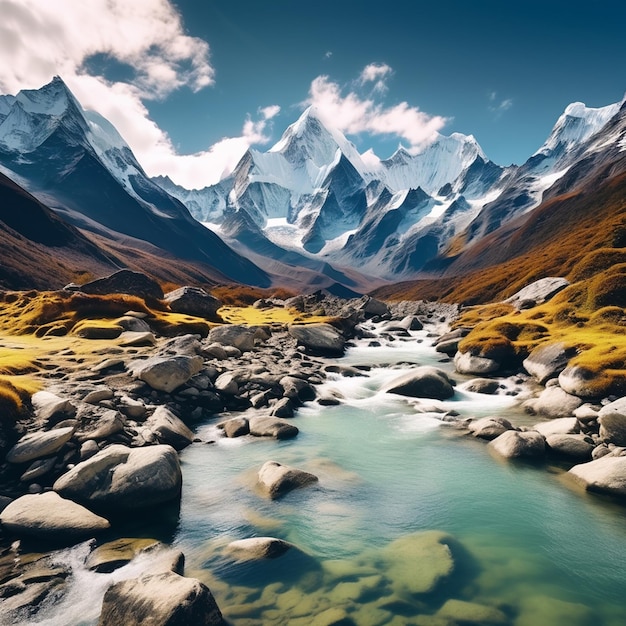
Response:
[257,461,318,500]
[7,426,74,464]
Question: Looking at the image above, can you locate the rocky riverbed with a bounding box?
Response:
[1,278,625,625]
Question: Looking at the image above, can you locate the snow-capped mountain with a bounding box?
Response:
[0,77,270,287]
[159,106,510,280]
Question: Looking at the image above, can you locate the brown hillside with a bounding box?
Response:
[372,170,626,305]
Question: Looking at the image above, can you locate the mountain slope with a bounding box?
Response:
[0,77,270,287]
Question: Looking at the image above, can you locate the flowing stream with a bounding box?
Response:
[16,325,626,625]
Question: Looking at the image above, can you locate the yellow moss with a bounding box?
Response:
[218,306,331,326]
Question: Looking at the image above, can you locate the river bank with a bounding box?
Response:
[0,279,625,625]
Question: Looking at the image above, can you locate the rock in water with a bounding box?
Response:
[257,461,318,499]
[0,492,109,540]
[382,366,455,400]
[145,406,194,450]
[225,537,294,561]
[569,456,626,497]
[248,416,299,440]
[288,323,346,356]
[98,571,225,626]
[598,397,626,445]
[53,444,182,512]
[468,416,515,440]
[489,430,546,459]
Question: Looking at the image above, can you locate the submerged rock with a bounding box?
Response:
[248,416,299,440]
[225,537,295,561]
[257,461,318,500]
[86,538,161,573]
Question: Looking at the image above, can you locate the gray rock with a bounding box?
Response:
[225,537,294,560]
[382,366,455,400]
[461,378,500,395]
[257,460,318,499]
[454,351,500,375]
[73,269,164,300]
[279,375,316,403]
[468,416,515,440]
[523,386,582,418]
[558,365,612,399]
[0,492,109,540]
[83,387,115,404]
[288,323,346,356]
[270,397,294,418]
[6,426,75,464]
[165,286,222,321]
[569,455,626,497]
[202,342,229,360]
[54,444,182,512]
[131,355,204,393]
[116,316,152,333]
[504,277,569,309]
[489,430,546,458]
[118,396,147,419]
[248,416,299,440]
[523,342,577,384]
[98,571,225,626]
[598,397,626,445]
[118,331,157,347]
[533,417,579,438]
[75,410,125,442]
[355,296,389,318]
[20,457,57,482]
[546,434,594,460]
[80,440,100,460]
[145,406,194,450]
[214,372,239,395]
[219,417,250,438]
[208,325,256,352]
[435,338,461,356]
[31,391,75,422]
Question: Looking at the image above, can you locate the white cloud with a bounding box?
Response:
[307,70,448,153]
[325,51,333,59]
[488,91,514,116]
[0,0,275,187]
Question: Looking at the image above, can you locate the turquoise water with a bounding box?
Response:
[18,331,626,625]
[173,334,626,625]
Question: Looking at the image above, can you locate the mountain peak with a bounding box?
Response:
[15,75,78,116]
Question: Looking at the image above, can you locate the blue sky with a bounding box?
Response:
[1,0,625,187]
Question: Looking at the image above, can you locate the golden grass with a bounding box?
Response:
[218,306,331,326]
[211,285,297,306]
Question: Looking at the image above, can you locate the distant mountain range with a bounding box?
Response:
[0,77,624,296]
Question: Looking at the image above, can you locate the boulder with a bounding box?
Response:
[355,296,389,318]
[454,351,500,375]
[288,323,346,357]
[545,434,594,460]
[6,426,74,464]
[98,571,225,626]
[523,342,577,384]
[0,492,109,540]
[72,269,164,301]
[53,444,182,512]
[145,406,194,450]
[468,416,515,440]
[214,372,239,395]
[208,325,256,352]
[558,365,624,399]
[532,417,579,438]
[504,277,569,309]
[75,410,125,442]
[131,355,203,393]
[164,286,222,321]
[489,430,546,459]
[31,391,75,422]
[257,461,318,499]
[598,397,626,445]
[381,530,456,595]
[219,417,250,438]
[116,316,152,333]
[382,366,455,401]
[248,416,299,440]
[279,375,316,403]
[523,386,582,418]
[86,537,161,573]
[461,378,500,394]
[270,397,294,418]
[569,455,626,497]
[225,537,294,560]
[118,331,156,347]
